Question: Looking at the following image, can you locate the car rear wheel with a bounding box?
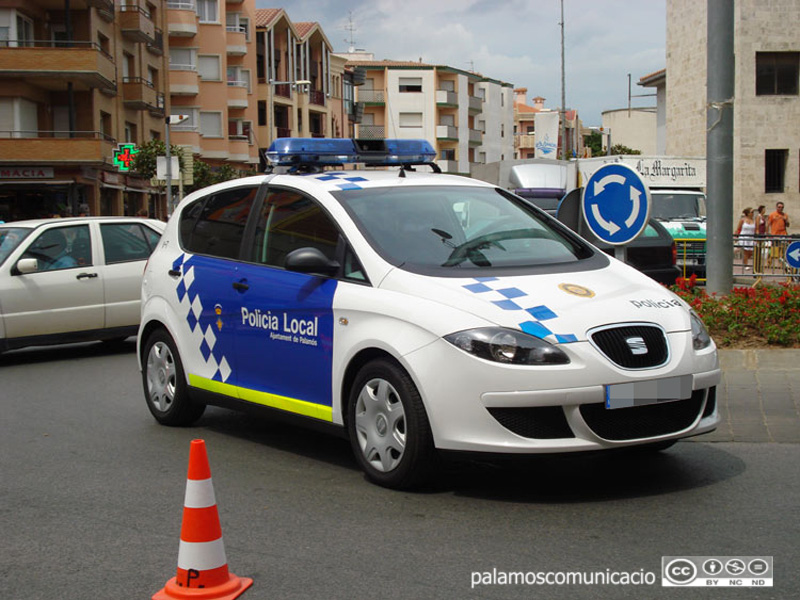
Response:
[347,359,436,489]
[142,329,205,426]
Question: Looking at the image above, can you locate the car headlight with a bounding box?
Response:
[690,310,712,350]
[444,327,570,365]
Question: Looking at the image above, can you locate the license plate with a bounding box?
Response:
[605,375,693,410]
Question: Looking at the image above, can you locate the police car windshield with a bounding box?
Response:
[335,185,592,272]
[0,227,32,267]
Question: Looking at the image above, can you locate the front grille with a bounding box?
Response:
[590,325,668,369]
[487,406,575,439]
[579,389,706,441]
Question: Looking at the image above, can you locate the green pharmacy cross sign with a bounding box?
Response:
[113,143,139,172]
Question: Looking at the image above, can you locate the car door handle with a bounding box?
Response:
[232,281,249,292]
[168,269,181,278]
[76,272,98,280]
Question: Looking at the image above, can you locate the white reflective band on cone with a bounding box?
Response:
[177,539,228,571]
[184,478,216,509]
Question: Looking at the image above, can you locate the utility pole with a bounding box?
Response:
[560,0,567,160]
[706,0,735,295]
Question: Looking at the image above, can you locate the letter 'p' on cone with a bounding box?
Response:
[153,439,252,600]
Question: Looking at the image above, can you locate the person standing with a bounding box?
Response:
[735,207,756,272]
[768,202,790,268]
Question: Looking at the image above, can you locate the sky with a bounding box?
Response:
[255,0,667,127]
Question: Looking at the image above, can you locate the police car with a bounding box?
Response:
[137,138,720,489]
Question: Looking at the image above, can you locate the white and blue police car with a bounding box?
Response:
[137,138,720,489]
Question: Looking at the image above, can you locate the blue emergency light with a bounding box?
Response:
[265,138,438,171]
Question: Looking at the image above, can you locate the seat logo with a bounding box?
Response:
[626,336,648,355]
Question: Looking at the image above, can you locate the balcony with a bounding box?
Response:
[436,125,458,140]
[273,83,291,99]
[515,133,536,149]
[469,128,482,145]
[357,89,384,104]
[275,127,292,138]
[0,41,116,94]
[167,1,198,37]
[226,82,249,109]
[226,26,247,56]
[169,68,199,96]
[309,89,325,107]
[147,29,164,56]
[468,95,483,113]
[120,5,155,44]
[357,125,385,139]
[122,77,162,112]
[0,131,116,165]
[227,137,250,162]
[437,159,460,174]
[436,89,457,106]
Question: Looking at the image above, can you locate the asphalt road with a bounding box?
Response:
[2,340,798,600]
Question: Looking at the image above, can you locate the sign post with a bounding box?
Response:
[581,163,651,262]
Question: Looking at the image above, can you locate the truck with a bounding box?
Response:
[575,156,707,277]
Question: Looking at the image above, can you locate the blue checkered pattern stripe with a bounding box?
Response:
[298,171,367,190]
[173,253,232,382]
[462,277,578,343]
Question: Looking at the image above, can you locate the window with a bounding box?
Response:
[756,52,799,95]
[399,112,422,128]
[180,186,259,259]
[148,66,158,88]
[228,120,251,141]
[22,225,90,271]
[198,55,221,80]
[199,112,222,137]
[399,77,423,93]
[124,122,137,143]
[227,66,247,87]
[169,47,196,71]
[196,0,217,23]
[100,223,161,264]
[252,189,340,268]
[100,111,112,138]
[440,149,455,161]
[257,101,266,126]
[172,108,198,131]
[15,14,33,47]
[765,149,788,193]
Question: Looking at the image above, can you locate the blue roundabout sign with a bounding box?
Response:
[581,163,651,246]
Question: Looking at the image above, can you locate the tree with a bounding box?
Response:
[585,131,604,157]
[130,139,184,179]
[609,144,642,155]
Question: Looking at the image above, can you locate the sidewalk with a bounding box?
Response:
[695,349,800,443]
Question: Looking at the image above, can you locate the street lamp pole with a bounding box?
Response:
[165,114,188,215]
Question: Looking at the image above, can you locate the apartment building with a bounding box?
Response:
[512,90,584,159]
[344,57,513,175]
[253,9,343,167]
[666,0,800,216]
[166,0,260,170]
[0,0,170,220]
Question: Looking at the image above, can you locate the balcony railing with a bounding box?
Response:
[358,89,384,104]
[469,128,482,144]
[120,5,155,44]
[436,125,458,139]
[0,130,116,164]
[468,95,483,112]
[274,83,291,98]
[167,0,196,8]
[276,127,292,138]
[147,28,164,55]
[309,90,325,106]
[357,125,385,139]
[0,41,116,93]
[436,89,457,105]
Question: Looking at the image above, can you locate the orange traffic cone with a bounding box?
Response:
[153,439,253,600]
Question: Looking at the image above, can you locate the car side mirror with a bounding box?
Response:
[15,258,40,275]
[285,247,340,276]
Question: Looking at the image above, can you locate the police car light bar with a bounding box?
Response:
[266,138,437,169]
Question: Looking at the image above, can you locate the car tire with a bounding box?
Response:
[347,358,437,489]
[142,329,205,426]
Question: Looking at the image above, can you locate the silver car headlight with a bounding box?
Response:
[444,327,570,365]
[690,310,712,350]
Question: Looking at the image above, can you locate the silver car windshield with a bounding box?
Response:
[0,227,32,267]
[335,185,593,272]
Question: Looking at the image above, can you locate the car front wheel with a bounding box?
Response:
[142,329,205,426]
[347,359,436,489]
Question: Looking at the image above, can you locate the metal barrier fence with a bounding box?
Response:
[675,235,800,284]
